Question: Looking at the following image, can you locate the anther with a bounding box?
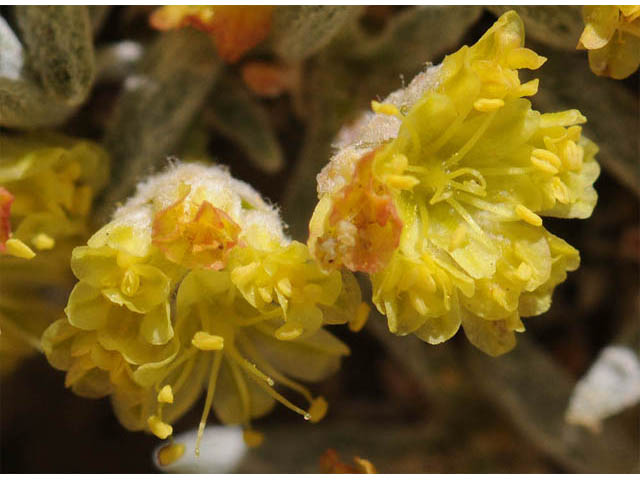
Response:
[531,149,561,168]
[192,331,224,350]
[31,233,55,250]
[157,385,174,404]
[371,100,401,117]
[531,156,559,175]
[157,443,186,466]
[562,140,583,170]
[308,397,328,423]
[5,238,35,259]
[275,322,303,341]
[515,205,543,226]
[385,174,420,190]
[473,98,504,112]
[148,415,173,439]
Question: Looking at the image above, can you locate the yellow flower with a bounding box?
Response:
[309,11,600,356]
[578,5,640,79]
[149,5,274,63]
[43,163,361,450]
[0,132,109,374]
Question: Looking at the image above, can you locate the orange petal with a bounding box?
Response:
[150,5,274,63]
[0,187,14,251]
[319,150,403,274]
[152,184,241,269]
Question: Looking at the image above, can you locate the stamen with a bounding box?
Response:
[531,149,562,168]
[515,204,543,226]
[228,346,275,386]
[31,233,55,250]
[444,111,497,168]
[275,321,304,341]
[308,396,328,423]
[253,379,310,419]
[227,356,251,424]
[385,174,420,190]
[446,198,484,236]
[192,331,224,351]
[148,415,173,440]
[157,442,186,466]
[477,167,531,176]
[5,238,35,259]
[195,350,223,456]
[237,334,314,402]
[530,157,558,175]
[562,140,583,170]
[473,98,504,112]
[371,100,401,118]
[157,385,174,404]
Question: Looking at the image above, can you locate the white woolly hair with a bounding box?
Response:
[111,162,288,245]
[317,64,442,197]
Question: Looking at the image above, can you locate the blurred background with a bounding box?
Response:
[0,5,638,473]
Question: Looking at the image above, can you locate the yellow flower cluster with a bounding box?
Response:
[43,163,361,450]
[578,5,640,79]
[309,11,600,356]
[0,132,109,374]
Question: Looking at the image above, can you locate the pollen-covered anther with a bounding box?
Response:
[192,331,225,350]
[349,302,371,332]
[515,204,543,227]
[243,429,264,447]
[532,148,562,169]
[157,442,186,466]
[275,322,304,341]
[385,174,420,190]
[308,396,328,423]
[562,140,584,171]
[31,233,55,251]
[473,98,505,112]
[148,415,173,439]
[530,153,559,175]
[371,100,401,118]
[157,385,174,404]
[551,177,570,204]
[5,238,36,259]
